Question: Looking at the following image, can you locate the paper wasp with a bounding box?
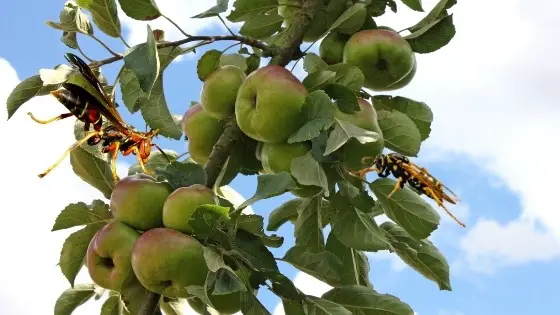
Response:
[358,152,466,227]
[27,53,162,182]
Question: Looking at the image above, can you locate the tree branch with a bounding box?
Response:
[203,0,324,189]
[90,35,276,68]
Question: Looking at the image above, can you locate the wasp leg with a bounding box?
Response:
[27,112,74,124]
[423,186,466,228]
[133,146,153,174]
[39,130,102,178]
[108,141,121,183]
[387,177,404,199]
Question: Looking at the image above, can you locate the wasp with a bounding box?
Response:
[27,53,162,182]
[358,153,466,228]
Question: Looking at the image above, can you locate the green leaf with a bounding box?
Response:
[370,178,440,239]
[302,90,336,120]
[400,0,424,12]
[138,76,183,139]
[60,223,105,287]
[219,54,248,72]
[324,119,381,155]
[329,3,366,32]
[240,13,284,39]
[267,198,304,231]
[324,84,359,114]
[188,204,231,241]
[246,54,261,74]
[124,25,160,94]
[408,0,455,32]
[46,2,93,34]
[291,152,329,195]
[376,109,421,156]
[227,0,277,22]
[100,295,121,315]
[118,0,160,20]
[193,0,229,18]
[231,229,278,272]
[381,221,451,290]
[322,285,414,315]
[52,200,111,231]
[373,95,433,141]
[240,291,271,315]
[237,173,298,211]
[303,70,337,92]
[325,64,365,91]
[289,119,334,144]
[128,149,178,175]
[282,246,343,286]
[406,14,456,54]
[186,285,213,308]
[197,49,222,81]
[119,67,143,113]
[294,197,325,252]
[304,53,328,73]
[6,75,61,119]
[159,297,185,315]
[70,146,115,199]
[326,231,372,287]
[304,296,352,315]
[330,193,392,251]
[155,161,207,190]
[212,268,247,295]
[61,32,79,49]
[236,215,284,248]
[76,0,121,37]
[54,284,96,315]
[120,269,155,315]
[282,299,306,315]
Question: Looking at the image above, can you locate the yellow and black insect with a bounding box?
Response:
[358,152,466,228]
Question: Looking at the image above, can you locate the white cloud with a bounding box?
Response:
[458,219,560,274]
[272,272,333,315]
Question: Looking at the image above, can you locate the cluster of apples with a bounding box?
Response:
[86,174,244,314]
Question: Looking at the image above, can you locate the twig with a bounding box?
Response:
[119,34,131,48]
[89,34,120,57]
[218,15,235,36]
[162,14,192,38]
[77,45,94,62]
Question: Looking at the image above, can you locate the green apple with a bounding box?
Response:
[86,221,140,291]
[163,184,218,233]
[386,53,416,90]
[335,98,384,171]
[110,174,173,231]
[278,0,301,18]
[235,65,308,143]
[182,103,225,165]
[343,29,416,91]
[319,32,350,65]
[260,142,323,198]
[131,228,209,298]
[201,65,246,120]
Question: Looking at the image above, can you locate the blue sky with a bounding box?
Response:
[1,1,559,315]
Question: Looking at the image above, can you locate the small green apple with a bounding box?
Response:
[162,184,217,233]
[110,174,173,231]
[131,228,209,298]
[319,32,350,65]
[86,221,140,291]
[343,29,416,91]
[235,65,308,143]
[201,65,247,120]
[182,103,225,165]
[334,98,384,171]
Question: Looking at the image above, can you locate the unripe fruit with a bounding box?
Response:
[343,29,416,91]
[201,65,247,119]
[131,228,209,298]
[319,32,350,65]
[260,142,311,174]
[86,221,140,291]
[335,98,384,170]
[163,184,217,233]
[182,104,225,165]
[110,174,173,231]
[235,65,308,143]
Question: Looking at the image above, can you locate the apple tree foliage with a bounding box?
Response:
[6,0,460,314]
